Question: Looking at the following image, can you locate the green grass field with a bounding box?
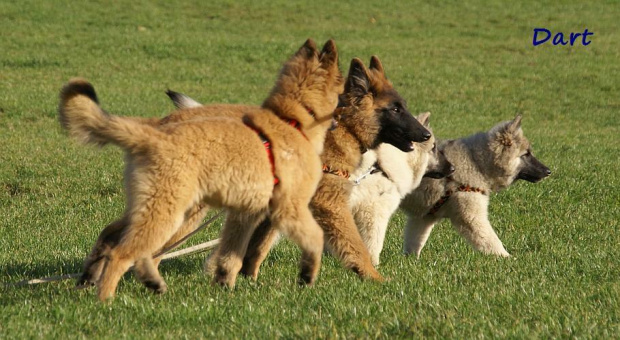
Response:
[1,0,618,338]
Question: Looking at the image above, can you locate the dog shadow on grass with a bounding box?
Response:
[1,255,209,303]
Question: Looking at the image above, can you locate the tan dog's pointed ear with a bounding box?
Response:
[417,112,431,128]
[319,39,338,66]
[369,56,384,74]
[345,58,370,97]
[296,38,318,59]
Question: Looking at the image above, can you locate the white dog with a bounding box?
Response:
[348,113,453,265]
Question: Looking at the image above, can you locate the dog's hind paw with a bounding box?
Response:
[75,274,96,290]
[143,280,168,294]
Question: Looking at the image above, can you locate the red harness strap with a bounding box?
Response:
[284,118,307,139]
[244,109,312,186]
[427,184,487,215]
[247,126,280,185]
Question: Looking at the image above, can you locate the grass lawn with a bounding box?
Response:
[1,0,618,338]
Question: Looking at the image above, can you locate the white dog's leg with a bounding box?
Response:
[365,213,392,266]
[403,215,437,258]
[449,195,510,257]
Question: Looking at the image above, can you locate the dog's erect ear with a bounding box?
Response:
[369,56,385,74]
[345,58,370,98]
[417,112,431,128]
[319,39,338,67]
[507,115,522,134]
[296,38,318,59]
[492,116,523,147]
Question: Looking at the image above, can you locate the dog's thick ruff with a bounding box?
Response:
[61,39,343,300]
[349,113,453,265]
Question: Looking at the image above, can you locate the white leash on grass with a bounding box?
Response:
[9,211,224,287]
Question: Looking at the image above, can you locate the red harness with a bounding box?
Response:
[246,117,306,186]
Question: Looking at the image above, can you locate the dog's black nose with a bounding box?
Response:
[546,169,551,176]
[422,131,431,141]
[449,165,455,173]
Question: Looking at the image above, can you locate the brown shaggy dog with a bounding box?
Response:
[59,39,343,300]
[238,56,431,281]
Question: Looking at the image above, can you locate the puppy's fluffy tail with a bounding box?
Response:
[59,78,165,150]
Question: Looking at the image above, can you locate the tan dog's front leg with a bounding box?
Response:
[312,199,383,281]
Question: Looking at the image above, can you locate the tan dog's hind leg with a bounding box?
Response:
[403,215,437,258]
[212,210,269,287]
[133,257,167,294]
[77,217,127,288]
[97,253,134,301]
[449,195,511,257]
[275,207,324,285]
[151,203,211,268]
[97,190,196,300]
[240,218,280,279]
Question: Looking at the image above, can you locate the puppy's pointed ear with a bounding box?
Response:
[492,116,523,147]
[417,112,431,128]
[508,115,522,133]
[296,38,318,59]
[369,56,385,74]
[319,39,338,67]
[345,58,370,98]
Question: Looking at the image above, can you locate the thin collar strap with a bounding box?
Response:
[322,164,350,179]
[427,184,487,215]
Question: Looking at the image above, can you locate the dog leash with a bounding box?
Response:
[351,162,390,185]
[352,164,377,185]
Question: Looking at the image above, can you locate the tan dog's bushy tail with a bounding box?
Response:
[59,78,164,150]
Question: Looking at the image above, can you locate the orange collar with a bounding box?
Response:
[322,164,350,179]
[427,183,487,215]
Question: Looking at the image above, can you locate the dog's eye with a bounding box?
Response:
[391,106,400,113]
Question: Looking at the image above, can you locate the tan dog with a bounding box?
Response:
[349,112,454,266]
[239,57,431,280]
[401,116,551,257]
[59,39,343,300]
